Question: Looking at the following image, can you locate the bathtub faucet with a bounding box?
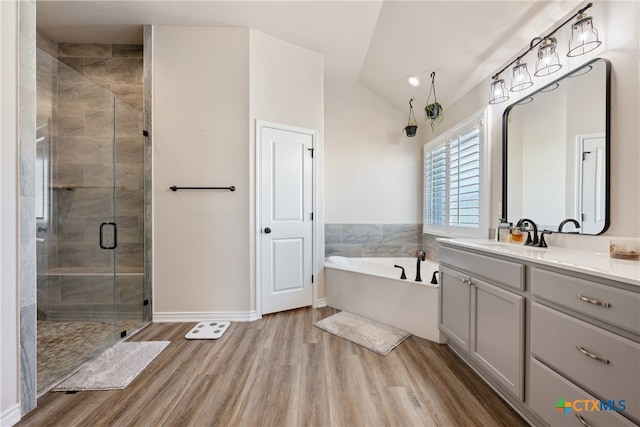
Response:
[394,265,407,280]
[415,250,426,282]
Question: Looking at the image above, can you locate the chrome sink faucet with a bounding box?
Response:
[415,250,426,282]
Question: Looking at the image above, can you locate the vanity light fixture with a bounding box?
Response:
[567,12,602,57]
[510,58,533,91]
[489,75,509,104]
[534,37,562,77]
[487,2,601,104]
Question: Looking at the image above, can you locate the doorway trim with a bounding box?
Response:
[255,120,318,318]
[574,132,607,232]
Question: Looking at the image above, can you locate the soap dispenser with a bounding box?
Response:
[497,218,511,242]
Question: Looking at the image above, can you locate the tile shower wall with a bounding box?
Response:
[36,38,145,321]
[325,224,425,258]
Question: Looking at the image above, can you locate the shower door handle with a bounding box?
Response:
[99,222,118,250]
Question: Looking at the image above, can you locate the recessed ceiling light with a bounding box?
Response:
[407,75,421,87]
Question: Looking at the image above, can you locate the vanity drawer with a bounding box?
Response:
[531,267,640,335]
[439,247,524,290]
[531,302,640,422]
[530,357,636,427]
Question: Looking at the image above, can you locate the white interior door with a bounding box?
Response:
[259,122,314,315]
[579,135,606,234]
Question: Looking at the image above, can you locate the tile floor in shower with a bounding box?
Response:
[37,320,145,393]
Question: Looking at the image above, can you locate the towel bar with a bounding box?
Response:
[169,186,236,192]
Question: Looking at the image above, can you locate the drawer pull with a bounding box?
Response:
[462,278,473,285]
[577,294,611,308]
[575,412,593,427]
[576,345,610,364]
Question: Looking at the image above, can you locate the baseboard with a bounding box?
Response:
[313,298,327,308]
[152,310,259,323]
[0,404,21,427]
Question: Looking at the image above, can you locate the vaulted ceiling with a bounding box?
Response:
[36,0,583,112]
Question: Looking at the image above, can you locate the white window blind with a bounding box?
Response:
[423,112,487,237]
[423,142,446,227]
[448,126,480,228]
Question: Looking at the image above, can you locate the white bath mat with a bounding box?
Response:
[185,321,231,340]
[53,341,170,391]
[313,311,410,356]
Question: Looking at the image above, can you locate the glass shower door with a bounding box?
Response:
[36,50,119,391]
[113,97,147,336]
[37,46,148,392]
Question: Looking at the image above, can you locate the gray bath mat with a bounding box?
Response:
[53,341,170,391]
[313,311,410,356]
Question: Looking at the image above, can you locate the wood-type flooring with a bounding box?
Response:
[18,306,527,427]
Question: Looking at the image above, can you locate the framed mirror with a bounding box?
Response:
[502,58,610,235]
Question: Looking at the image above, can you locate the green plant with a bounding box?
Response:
[425,101,444,130]
[424,72,444,131]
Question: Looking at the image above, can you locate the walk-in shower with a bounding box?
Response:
[36,44,148,392]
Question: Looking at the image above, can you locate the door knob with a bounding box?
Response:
[264,227,271,234]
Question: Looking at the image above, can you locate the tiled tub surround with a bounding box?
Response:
[325,224,435,258]
[35,41,145,322]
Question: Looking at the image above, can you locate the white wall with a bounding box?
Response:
[600,0,640,237]
[248,29,324,305]
[153,26,252,318]
[324,81,423,224]
[152,26,325,319]
[0,0,21,424]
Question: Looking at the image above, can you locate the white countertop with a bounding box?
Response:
[437,238,640,287]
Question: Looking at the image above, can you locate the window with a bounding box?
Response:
[423,111,488,237]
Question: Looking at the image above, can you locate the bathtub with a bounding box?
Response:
[324,256,445,344]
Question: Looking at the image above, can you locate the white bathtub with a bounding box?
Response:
[324,256,445,344]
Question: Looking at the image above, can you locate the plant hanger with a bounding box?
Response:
[403,98,418,137]
[408,98,417,124]
[424,72,444,131]
[426,72,438,106]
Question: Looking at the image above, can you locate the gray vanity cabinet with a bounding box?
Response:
[529,357,637,427]
[439,248,525,400]
[530,267,640,425]
[471,278,524,399]
[438,239,640,426]
[439,265,471,349]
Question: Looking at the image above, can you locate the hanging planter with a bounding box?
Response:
[424,72,444,131]
[403,98,417,137]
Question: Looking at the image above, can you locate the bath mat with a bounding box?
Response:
[185,321,231,339]
[313,311,410,356]
[53,341,170,391]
